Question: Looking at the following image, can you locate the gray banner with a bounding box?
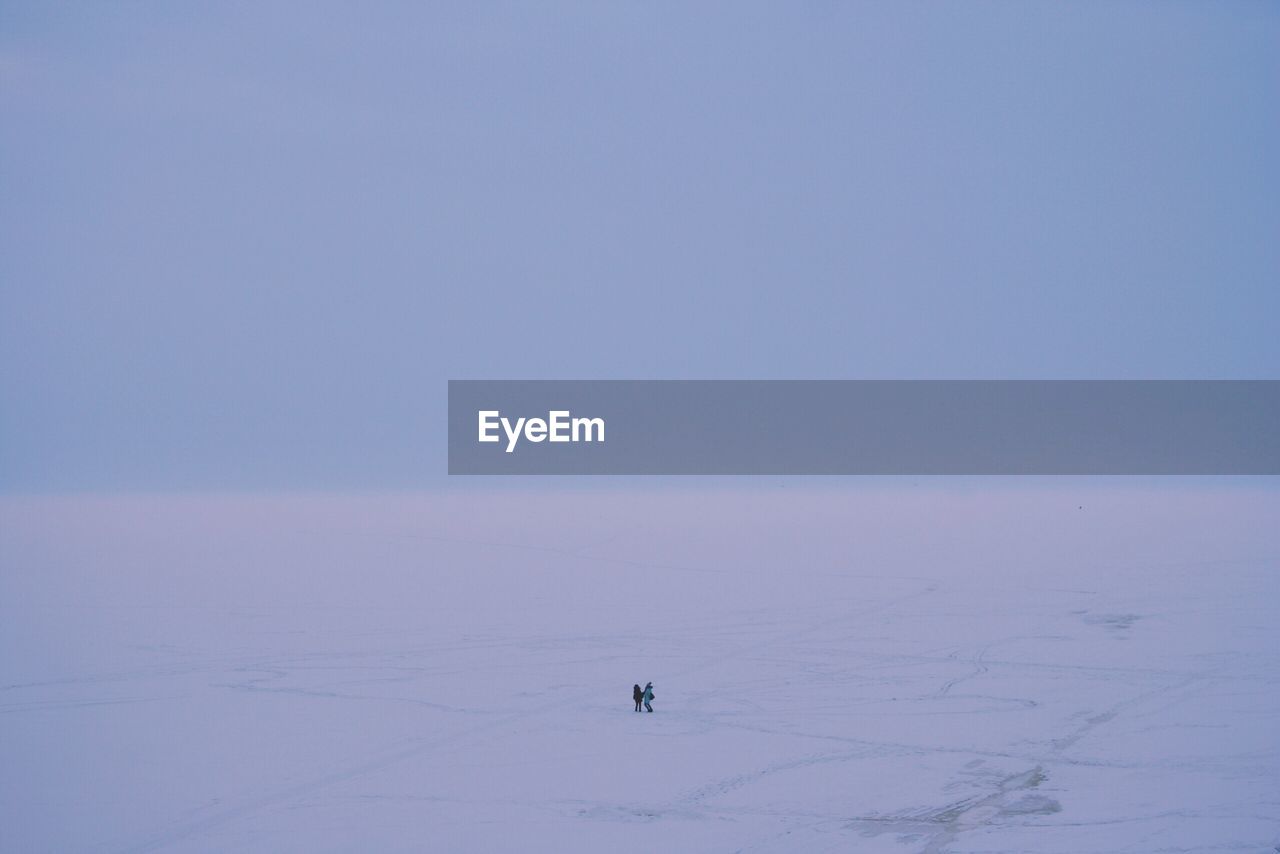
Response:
[447,381,1280,475]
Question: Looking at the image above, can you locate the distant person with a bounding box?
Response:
[633,683,643,712]
[642,682,655,713]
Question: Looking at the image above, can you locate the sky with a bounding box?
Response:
[1,2,1277,491]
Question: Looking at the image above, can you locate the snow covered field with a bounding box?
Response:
[2,485,1277,853]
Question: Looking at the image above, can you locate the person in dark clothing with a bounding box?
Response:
[633,684,643,712]
[643,682,654,712]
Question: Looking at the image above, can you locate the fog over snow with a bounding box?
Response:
[2,484,1277,852]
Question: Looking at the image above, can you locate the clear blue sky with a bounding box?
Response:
[2,2,1277,491]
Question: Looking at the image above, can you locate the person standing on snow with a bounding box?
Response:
[642,682,655,713]
[632,683,643,712]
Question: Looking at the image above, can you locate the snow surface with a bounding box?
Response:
[2,486,1278,853]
